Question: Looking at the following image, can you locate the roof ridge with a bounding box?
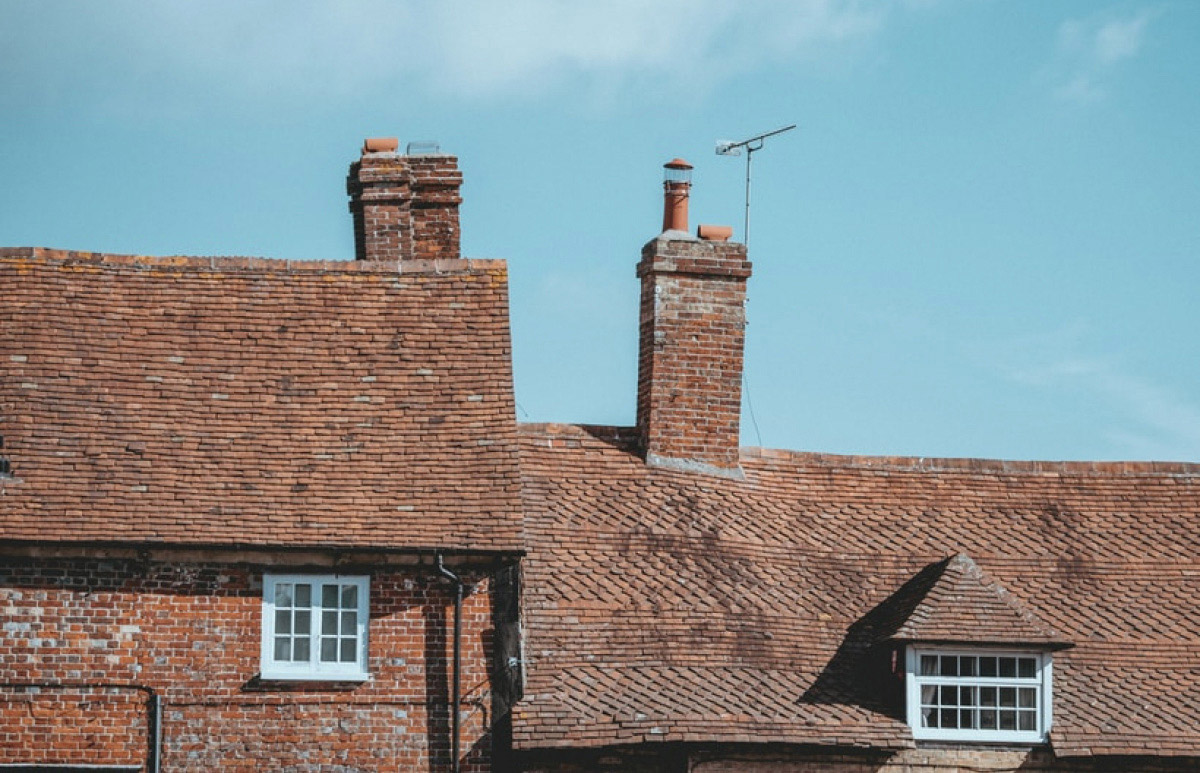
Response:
[0,247,507,275]
[517,424,1200,474]
[741,446,1200,476]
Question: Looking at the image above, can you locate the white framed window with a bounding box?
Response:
[906,647,1052,743]
[261,574,369,681]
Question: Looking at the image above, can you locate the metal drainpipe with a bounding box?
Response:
[148,690,161,773]
[435,553,463,773]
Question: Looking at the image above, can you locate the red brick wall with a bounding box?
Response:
[347,152,462,263]
[516,746,1200,772]
[0,556,504,771]
[636,235,751,474]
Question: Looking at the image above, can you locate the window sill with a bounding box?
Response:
[913,730,1047,744]
[250,671,370,689]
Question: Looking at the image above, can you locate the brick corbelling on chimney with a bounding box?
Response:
[636,234,751,478]
[347,152,462,262]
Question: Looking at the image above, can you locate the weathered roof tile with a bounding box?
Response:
[0,249,523,553]
[514,423,1200,756]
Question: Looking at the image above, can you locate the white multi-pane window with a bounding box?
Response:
[906,648,1052,743]
[261,574,369,680]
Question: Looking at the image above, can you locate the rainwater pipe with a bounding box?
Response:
[435,553,463,773]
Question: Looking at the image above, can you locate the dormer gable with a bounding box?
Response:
[886,553,1070,649]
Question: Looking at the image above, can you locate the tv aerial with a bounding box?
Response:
[716,124,796,250]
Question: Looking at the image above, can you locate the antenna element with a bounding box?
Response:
[715,124,796,249]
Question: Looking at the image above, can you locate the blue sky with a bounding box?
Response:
[3,0,1198,462]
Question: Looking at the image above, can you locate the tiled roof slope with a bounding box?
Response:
[514,423,1200,757]
[0,249,522,553]
[883,553,1069,646]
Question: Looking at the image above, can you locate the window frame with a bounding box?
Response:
[905,646,1052,744]
[260,573,370,681]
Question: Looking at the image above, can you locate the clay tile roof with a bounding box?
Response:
[884,553,1069,647]
[0,248,523,553]
[513,423,1200,757]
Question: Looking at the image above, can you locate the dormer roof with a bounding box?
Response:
[884,553,1070,648]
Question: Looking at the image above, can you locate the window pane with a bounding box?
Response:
[921,685,938,705]
[1019,687,1037,708]
[941,708,958,728]
[999,710,1017,730]
[980,686,997,706]
[1019,657,1036,678]
[1000,687,1016,708]
[960,708,976,729]
[1019,710,1036,731]
[959,656,977,677]
[980,709,997,729]
[960,686,977,707]
[921,655,938,676]
[922,706,936,728]
[264,576,365,673]
[979,657,997,677]
[999,657,1017,677]
[942,656,959,677]
[941,685,958,706]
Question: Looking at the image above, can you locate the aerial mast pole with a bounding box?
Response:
[716,124,796,250]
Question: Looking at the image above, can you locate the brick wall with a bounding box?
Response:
[516,745,1200,772]
[636,234,751,475]
[693,747,1200,772]
[0,555,510,771]
[347,151,462,263]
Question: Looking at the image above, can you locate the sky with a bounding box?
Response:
[2,0,1199,462]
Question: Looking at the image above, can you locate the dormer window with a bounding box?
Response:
[906,647,1052,743]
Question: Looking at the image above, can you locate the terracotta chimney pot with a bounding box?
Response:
[362,137,400,154]
[697,224,733,242]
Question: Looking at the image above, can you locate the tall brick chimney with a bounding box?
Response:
[347,138,463,262]
[636,159,751,477]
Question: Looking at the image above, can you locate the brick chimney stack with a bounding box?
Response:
[636,159,751,477]
[347,138,463,262]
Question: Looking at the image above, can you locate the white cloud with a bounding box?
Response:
[996,325,1200,461]
[1093,14,1151,64]
[5,0,896,109]
[1050,8,1155,104]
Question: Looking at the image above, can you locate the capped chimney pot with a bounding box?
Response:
[662,157,693,233]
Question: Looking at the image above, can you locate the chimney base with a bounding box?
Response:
[645,451,746,480]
